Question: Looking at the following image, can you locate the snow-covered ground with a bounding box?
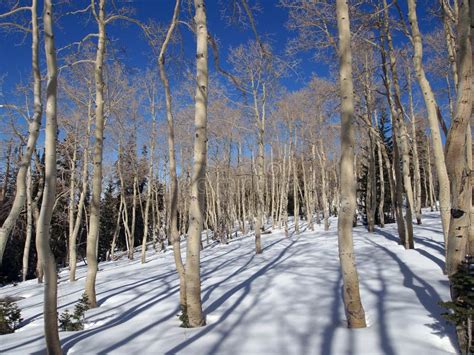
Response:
[0,211,456,354]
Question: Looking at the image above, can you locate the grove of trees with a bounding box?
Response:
[0,0,472,353]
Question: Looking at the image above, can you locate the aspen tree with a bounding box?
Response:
[69,104,92,281]
[406,65,423,225]
[153,1,185,302]
[36,0,61,351]
[141,78,157,264]
[317,141,330,231]
[335,0,366,328]
[407,0,451,243]
[85,0,107,308]
[22,166,33,281]
[376,140,385,227]
[184,0,208,327]
[382,0,414,248]
[445,0,472,276]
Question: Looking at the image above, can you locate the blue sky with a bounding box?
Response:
[0,0,440,94]
[0,0,446,154]
[0,0,449,174]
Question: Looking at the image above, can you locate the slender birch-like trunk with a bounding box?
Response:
[445,0,472,276]
[422,155,429,208]
[117,151,132,255]
[31,156,44,283]
[156,0,186,306]
[110,197,123,260]
[406,66,422,225]
[128,175,138,259]
[312,144,321,226]
[37,0,61,351]
[301,156,314,231]
[441,0,458,90]
[69,108,92,281]
[0,1,43,266]
[277,146,286,227]
[22,167,33,282]
[317,142,330,231]
[376,141,385,228]
[85,0,106,308]
[283,152,290,233]
[407,0,451,243]
[336,0,366,328]
[253,83,266,253]
[68,136,77,266]
[382,3,414,248]
[366,132,377,232]
[185,0,208,327]
[380,40,407,245]
[427,143,436,212]
[292,150,300,234]
[271,146,276,227]
[141,98,155,264]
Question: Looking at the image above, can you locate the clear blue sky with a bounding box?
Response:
[0,0,439,93]
[0,0,442,135]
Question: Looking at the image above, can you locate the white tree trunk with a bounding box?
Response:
[407,67,423,225]
[85,0,106,308]
[185,0,208,327]
[445,0,472,275]
[407,0,451,244]
[336,0,366,328]
[69,107,92,281]
[376,141,385,228]
[22,167,33,282]
[37,0,61,351]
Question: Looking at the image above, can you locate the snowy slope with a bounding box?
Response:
[0,211,456,354]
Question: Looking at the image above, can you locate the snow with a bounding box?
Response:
[0,210,457,354]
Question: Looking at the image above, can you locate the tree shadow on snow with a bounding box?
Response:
[164,238,299,354]
[366,238,457,351]
[375,227,445,273]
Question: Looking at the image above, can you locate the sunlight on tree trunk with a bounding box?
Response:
[335,0,366,329]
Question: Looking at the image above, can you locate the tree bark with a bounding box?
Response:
[427,142,436,211]
[336,0,366,329]
[85,0,106,308]
[407,0,451,244]
[317,143,330,231]
[69,106,92,281]
[141,95,155,264]
[382,3,414,248]
[445,0,472,276]
[366,132,377,232]
[253,83,266,253]
[22,167,33,282]
[406,66,423,225]
[376,140,385,228]
[156,0,186,306]
[380,36,407,246]
[68,136,77,268]
[37,0,61,351]
[184,0,208,327]
[292,148,300,234]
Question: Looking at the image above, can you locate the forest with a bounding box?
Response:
[0,0,472,354]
